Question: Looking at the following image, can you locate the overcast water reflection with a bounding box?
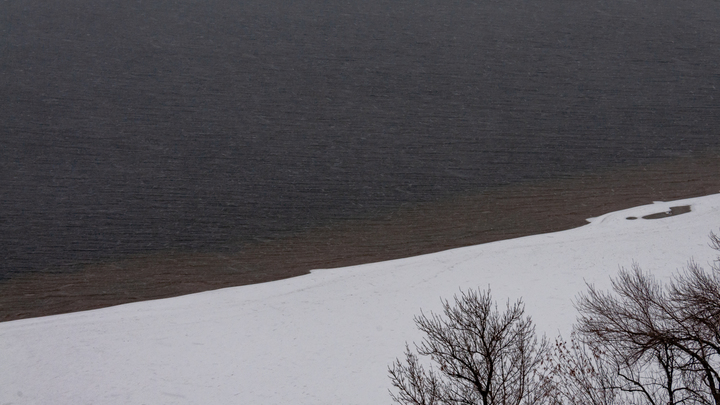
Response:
[1,0,720,319]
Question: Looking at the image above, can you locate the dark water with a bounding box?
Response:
[2,0,720,279]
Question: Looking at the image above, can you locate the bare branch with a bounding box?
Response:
[389,288,553,405]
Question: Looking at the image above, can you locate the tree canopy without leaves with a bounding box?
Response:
[391,232,720,405]
[574,232,720,405]
[389,289,553,405]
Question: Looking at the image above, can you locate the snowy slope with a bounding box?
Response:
[1,194,719,405]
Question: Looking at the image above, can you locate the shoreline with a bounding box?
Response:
[2,151,719,322]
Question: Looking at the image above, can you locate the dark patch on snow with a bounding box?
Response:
[640,205,692,220]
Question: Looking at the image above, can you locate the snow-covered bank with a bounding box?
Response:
[2,194,719,405]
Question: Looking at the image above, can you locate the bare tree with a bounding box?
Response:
[389,289,554,405]
[574,232,720,405]
[544,335,625,405]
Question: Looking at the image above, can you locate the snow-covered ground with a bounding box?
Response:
[1,194,719,405]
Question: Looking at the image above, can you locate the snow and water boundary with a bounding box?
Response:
[1,193,719,405]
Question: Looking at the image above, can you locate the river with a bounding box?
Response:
[1,0,719,320]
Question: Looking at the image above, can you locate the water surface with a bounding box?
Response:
[1,0,720,319]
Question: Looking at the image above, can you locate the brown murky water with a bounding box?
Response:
[2,152,718,322]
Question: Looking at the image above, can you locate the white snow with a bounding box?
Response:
[1,194,719,405]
